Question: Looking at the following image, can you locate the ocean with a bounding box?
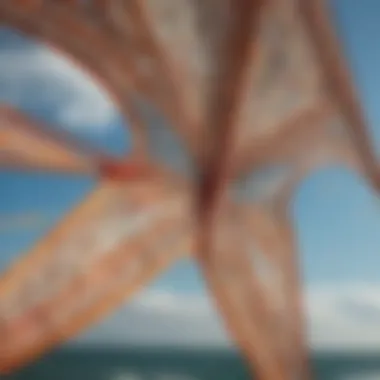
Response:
[2,348,380,380]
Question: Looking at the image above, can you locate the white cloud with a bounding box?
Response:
[306,283,380,351]
[0,37,117,132]
[73,288,230,348]
[71,283,380,352]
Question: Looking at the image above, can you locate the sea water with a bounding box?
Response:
[2,348,380,380]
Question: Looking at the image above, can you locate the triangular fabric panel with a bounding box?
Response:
[0,178,193,371]
[0,107,94,174]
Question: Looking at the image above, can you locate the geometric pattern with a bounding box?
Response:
[0,1,379,379]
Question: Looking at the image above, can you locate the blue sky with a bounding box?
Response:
[1,0,380,350]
